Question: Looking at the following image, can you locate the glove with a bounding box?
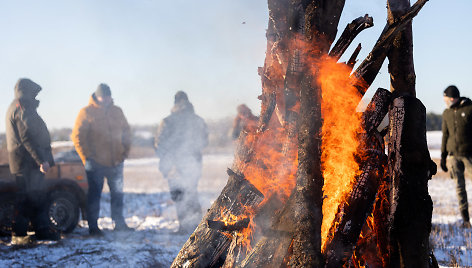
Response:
[84,158,95,172]
[440,153,448,172]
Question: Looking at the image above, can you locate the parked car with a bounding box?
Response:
[0,148,87,236]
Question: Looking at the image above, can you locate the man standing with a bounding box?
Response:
[155,91,208,233]
[231,104,259,140]
[5,78,59,243]
[72,83,132,236]
[441,85,472,228]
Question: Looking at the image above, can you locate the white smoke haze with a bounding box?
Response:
[0,1,472,266]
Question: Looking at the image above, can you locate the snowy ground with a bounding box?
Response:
[1,132,472,267]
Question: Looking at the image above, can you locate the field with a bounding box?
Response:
[0,132,471,267]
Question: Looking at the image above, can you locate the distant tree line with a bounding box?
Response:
[426,112,442,131]
[0,114,443,150]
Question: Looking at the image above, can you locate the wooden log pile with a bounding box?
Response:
[171,0,437,267]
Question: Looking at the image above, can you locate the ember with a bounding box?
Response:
[207,218,250,232]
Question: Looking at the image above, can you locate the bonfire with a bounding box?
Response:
[172,0,437,267]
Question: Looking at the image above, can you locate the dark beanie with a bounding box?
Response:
[174,91,188,103]
[444,85,460,98]
[95,83,111,97]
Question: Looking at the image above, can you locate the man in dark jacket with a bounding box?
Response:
[5,78,59,243]
[441,85,472,228]
[155,91,208,232]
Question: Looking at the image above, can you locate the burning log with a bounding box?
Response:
[222,235,245,268]
[329,15,373,60]
[240,195,297,267]
[171,169,264,268]
[324,88,391,267]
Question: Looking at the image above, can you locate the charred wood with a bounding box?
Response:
[171,169,264,268]
[387,96,435,268]
[257,92,277,133]
[362,88,393,134]
[223,235,245,268]
[324,88,391,268]
[324,139,386,268]
[239,195,297,268]
[207,218,250,233]
[351,0,428,95]
[387,0,416,95]
[329,15,373,60]
[346,43,362,70]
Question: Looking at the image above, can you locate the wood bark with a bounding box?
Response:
[387,0,416,97]
[350,0,428,96]
[385,0,435,267]
[329,15,373,60]
[346,43,362,70]
[387,96,435,268]
[171,169,264,268]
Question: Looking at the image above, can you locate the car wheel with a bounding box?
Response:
[0,192,15,236]
[47,190,79,233]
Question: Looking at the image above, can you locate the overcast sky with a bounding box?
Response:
[1,0,471,132]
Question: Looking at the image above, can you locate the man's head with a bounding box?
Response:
[443,85,460,108]
[14,78,41,100]
[95,83,112,106]
[174,91,188,104]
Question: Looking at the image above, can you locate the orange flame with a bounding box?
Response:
[243,128,298,203]
[318,57,364,251]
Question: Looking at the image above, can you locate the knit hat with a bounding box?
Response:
[95,83,111,97]
[444,85,460,98]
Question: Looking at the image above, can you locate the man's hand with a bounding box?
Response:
[440,153,448,172]
[40,162,50,174]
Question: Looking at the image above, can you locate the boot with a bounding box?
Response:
[35,228,61,241]
[114,221,134,232]
[89,227,104,236]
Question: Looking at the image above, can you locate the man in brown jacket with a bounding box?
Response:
[72,83,132,235]
[5,78,59,243]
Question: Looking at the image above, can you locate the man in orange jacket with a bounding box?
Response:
[71,84,132,236]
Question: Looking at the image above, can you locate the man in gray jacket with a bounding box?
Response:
[155,91,208,233]
[5,78,59,243]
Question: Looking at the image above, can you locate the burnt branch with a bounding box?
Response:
[207,218,250,233]
[329,15,373,60]
[346,43,362,70]
[351,0,429,95]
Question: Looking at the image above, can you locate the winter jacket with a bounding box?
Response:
[5,78,54,174]
[441,97,472,157]
[155,100,208,173]
[71,94,131,167]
